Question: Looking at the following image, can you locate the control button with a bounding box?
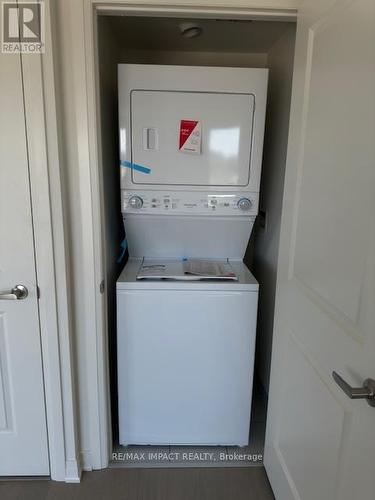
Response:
[128,195,143,209]
[210,199,218,205]
[237,198,253,211]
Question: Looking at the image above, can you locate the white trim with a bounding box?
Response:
[96,5,298,21]
[94,0,300,18]
[82,0,111,469]
[85,0,114,468]
[80,450,95,472]
[75,0,299,471]
[58,0,109,471]
[21,0,80,482]
[64,458,82,483]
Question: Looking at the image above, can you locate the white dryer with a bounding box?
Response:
[116,64,268,446]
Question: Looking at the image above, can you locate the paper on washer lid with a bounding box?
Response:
[136,260,238,281]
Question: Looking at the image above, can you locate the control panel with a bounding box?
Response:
[122,191,259,216]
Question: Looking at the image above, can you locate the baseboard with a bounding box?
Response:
[64,458,82,483]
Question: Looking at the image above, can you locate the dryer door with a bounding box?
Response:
[130,90,255,187]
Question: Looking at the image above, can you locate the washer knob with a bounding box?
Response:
[128,195,143,209]
[237,198,253,211]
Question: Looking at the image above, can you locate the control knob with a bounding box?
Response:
[237,198,253,211]
[128,195,143,209]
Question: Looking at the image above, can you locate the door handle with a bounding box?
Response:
[332,371,375,407]
[0,284,28,300]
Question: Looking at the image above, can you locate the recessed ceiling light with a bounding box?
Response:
[179,22,202,39]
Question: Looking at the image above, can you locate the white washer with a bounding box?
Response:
[116,65,268,446]
[117,259,258,446]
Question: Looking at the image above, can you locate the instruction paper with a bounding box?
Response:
[137,260,238,281]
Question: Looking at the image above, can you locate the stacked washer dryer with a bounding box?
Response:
[116,64,268,446]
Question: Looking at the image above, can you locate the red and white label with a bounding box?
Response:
[179,120,201,154]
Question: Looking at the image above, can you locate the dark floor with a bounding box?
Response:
[0,467,274,500]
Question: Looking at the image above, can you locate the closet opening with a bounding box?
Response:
[96,13,296,468]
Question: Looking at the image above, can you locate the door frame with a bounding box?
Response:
[74,0,299,470]
[19,0,80,482]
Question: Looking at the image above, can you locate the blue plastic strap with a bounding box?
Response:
[117,238,127,263]
[120,160,151,174]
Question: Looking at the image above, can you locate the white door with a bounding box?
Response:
[0,51,49,473]
[265,0,375,499]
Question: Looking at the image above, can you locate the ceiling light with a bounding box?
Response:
[179,22,202,39]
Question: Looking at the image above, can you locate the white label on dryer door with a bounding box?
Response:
[179,120,201,154]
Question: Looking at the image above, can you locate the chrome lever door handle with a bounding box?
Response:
[332,371,375,407]
[0,284,28,300]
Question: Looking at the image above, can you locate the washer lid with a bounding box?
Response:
[117,258,259,291]
[130,90,255,187]
[122,214,256,260]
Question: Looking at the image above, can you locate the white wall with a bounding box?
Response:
[54,0,92,467]
[54,0,111,469]
[252,24,296,392]
[118,48,268,68]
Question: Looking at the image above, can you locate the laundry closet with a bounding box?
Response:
[96,13,296,465]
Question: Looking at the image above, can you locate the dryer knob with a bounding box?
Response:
[237,198,252,211]
[128,195,143,209]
